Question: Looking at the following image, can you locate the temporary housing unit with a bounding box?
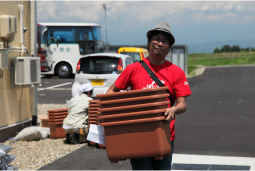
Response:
[0,1,40,142]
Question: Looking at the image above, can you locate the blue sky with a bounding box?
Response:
[37,1,255,53]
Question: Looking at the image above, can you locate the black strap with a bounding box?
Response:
[139,60,174,107]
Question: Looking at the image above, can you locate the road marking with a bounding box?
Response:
[172,154,255,170]
[38,82,72,91]
[41,88,72,91]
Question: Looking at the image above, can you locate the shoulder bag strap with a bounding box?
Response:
[139,60,174,107]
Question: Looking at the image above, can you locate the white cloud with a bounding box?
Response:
[37,1,255,24]
[37,1,106,22]
[37,1,255,45]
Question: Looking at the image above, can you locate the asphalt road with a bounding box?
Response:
[39,65,255,170]
[38,78,74,104]
[174,65,255,158]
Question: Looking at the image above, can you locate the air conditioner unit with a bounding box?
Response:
[14,57,41,85]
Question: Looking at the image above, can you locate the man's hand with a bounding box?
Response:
[164,106,177,121]
[164,96,187,121]
[106,84,120,94]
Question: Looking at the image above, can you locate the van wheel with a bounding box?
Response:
[56,63,72,78]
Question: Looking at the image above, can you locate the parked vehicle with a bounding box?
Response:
[37,23,49,72]
[72,53,133,97]
[117,47,148,62]
[39,23,105,78]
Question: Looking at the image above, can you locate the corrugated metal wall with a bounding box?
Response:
[0,1,33,128]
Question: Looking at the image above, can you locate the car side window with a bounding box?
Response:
[125,57,133,66]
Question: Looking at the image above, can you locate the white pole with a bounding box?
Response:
[103,4,108,52]
[18,4,24,56]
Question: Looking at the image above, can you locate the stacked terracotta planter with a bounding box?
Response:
[88,100,106,149]
[96,87,171,163]
[88,100,100,125]
[47,108,68,139]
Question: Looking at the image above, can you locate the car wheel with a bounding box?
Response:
[56,63,72,78]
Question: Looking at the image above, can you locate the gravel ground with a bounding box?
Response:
[3,138,86,170]
[2,104,86,170]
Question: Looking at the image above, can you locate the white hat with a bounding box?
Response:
[75,84,94,97]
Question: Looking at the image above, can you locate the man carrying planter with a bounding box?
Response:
[106,22,192,170]
[63,84,94,144]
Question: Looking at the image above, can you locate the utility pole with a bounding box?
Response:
[103,4,108,52]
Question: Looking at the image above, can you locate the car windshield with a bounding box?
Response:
[120,52,140,62]
[80,56,120,74]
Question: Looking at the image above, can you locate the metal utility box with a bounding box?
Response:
[14,57,41,85]
[0,15,17,41]
[170,45,188,75]
[0,49,8,68]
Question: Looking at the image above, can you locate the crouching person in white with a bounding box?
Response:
[63,84,93,144]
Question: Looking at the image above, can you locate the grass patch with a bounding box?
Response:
[188,51,255,75]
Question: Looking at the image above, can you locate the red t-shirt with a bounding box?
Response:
[115,57,192,141]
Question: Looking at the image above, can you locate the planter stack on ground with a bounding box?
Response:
[47,108,68,138]
[88,100,106,149]
[96,87,172,163]
[88,100,100,125]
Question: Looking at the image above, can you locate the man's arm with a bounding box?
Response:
[106,83,120,94]
[164,96,187,121]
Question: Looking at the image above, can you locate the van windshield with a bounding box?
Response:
[80,56,119,74]
[120,52,141,62]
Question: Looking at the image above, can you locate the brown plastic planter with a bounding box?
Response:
[89,100,99,103]
[96,86,169,101]
[100,108,167,123]
[89,108,100,113]
[48,108,68,113]
[88,111,99,114]
[88,100,105,148]
[89,100,100,106]
[88,112,98,116]
[48,121,66,138]
[89,103,100,107]
[48,118,65,122]
[48,115,67,119]
[99,101,169,117]
[98,144,106,149]
[88,100,100,125]
[95,87,172,163]
[99,93,169,109]
[48,112,68,116]
[100,116,171,163]
[88,121,98,124]
[88,141,97,147]
[89,118,98,121]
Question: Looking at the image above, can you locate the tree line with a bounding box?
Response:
[214,45,255,53]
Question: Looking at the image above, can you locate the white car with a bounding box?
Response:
[72,53,134,97]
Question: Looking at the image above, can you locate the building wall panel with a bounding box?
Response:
[0,1,34,128]
[0,69,32,127]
